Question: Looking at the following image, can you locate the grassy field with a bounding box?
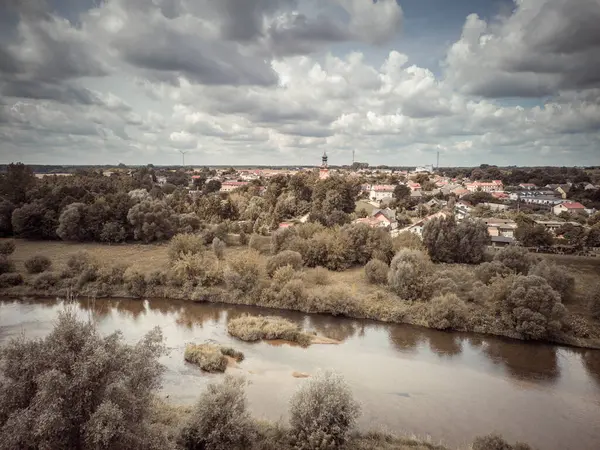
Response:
[3,238,599,348]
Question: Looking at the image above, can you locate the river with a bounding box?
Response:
[1,298,599,450]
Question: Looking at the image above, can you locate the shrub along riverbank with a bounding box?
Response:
[1,234,599,350]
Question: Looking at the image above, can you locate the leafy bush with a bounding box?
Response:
[124,268,147,297]
[224,250,263,292]
[471,433,533,450]
[529,260,575,302]
[0,240,15,256]
[146,270,168,287]
[493,246,537,274]
[0,256,14,275]
[100,221,127,243]
[56,202,88,241]
[127,199,175,243]
[228,315,312,346]
[427,293,468,330]
[98,264,128,285]
[24,255,52,274]
[0,273,23,288]
[289,371,360,450]
[387,250,433,301]
[392,231,425,252]
[501,275,566,339]
[364,259,388,285]
[476,261,512,284]
[168,233,205,261]
[238,230,248,246]
[179,376,255,450]
[66,251,97,275]
[272,265,297,285]
[32,272,61,290]
[183,343,242,372]
[170,252,223,287]
[0,310,167,450]
[212,237,225,259]
[305,266,329,286]
[266,250,303,277]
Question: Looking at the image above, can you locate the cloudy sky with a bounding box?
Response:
[1,0,599,167]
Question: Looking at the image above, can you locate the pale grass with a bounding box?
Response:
[184,343,244,372]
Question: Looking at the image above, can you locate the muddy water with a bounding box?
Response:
[1,298,599,450]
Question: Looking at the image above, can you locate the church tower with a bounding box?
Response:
[319,151,330,180]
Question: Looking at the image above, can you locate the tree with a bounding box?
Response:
[204,179,222,194]
[0,162,35,204]
[364,259,388,284]
[0,310,168,450]
[387,249,433,301]
[555,223,586,248]
[501,275,565,339]
[393,184,410,201]
[289,372,360,450]
[179,376,255,450]
[127,200,175,243]
[56,202,88,241]
[0,200,15,237]
[586,224,600,247]
[11,201,57,240]
[493,246,537,274]
[529,260,575,302]
[422,216,489,263]
[514,224,553,247]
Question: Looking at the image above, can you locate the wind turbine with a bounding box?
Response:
[179,150,188,167]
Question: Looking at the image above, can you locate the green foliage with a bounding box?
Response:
[515,224,553,247]
[228,315,311,345]
[305,266,330,286]
[427,293,468,330]
[266,250,303,277]
[0,200,15,237]
[0,273,23,288]
[239,230,248,246]
[168,233,205,261]
[586,225,600,247]
[225,250,263,292]
[289,372,360,450]
[170,252,223,287]
[66,251,97,275]
[589,289,600,320]
[0,240,15,256]
[183,344,239,372]
[56,202,88,241]
[493,246,537,275]
[212,237,225,260]
[501,275,566,339]
[0,310,167,450]
[32,272,61,290]
[529,260,575,302]
[471,433,533,450]
[364,259,388,285]
[98,264,128,285]
[100,221,127,243]
[476,261,512,284]
[0,256,15,275]
[392,231,425,252]
[0,162,35,204]
[11,201,57,239]
[124,268,147,297]
[393,184,410,201]
[422,216,489,263]
[24,255,52,274]
[387,249,433,301]
[179,376,255,450]
[127,200,175,243]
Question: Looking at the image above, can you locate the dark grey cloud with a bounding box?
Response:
[446,0,600,98]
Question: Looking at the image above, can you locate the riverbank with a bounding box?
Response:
[2,239,600,350]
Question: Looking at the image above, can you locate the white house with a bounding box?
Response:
[553,202,586,216]
[399,211,447,238]
[369,185,395,202]
[465,180,504,193]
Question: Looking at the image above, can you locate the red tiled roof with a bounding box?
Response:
[559,202,585,209]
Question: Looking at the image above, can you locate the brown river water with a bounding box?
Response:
[1,298,599,450]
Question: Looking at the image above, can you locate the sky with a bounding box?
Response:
[0,0,599,167]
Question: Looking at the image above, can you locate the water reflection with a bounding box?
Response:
[388,326,423,353]
[483,340,559,383]
[308,317,363,342]
[428,332,463,357]
[582,350,600,388]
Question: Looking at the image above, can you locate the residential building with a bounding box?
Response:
[369,185,395,201]
[553,202,586,216]
[555,184,571,199]
[465,180,504,193]
[518,183,537,190]
[521,195,564,206]
[484,218,517,238]
[408,182,421,191]
[414,164,434,173]
[220,181,248,192]
[354,208,397,229]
